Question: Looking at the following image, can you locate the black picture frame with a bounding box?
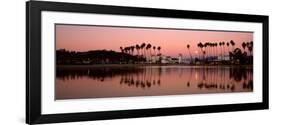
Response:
[26,1,269,124]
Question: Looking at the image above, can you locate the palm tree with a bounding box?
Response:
[230,40,235,52]
[156,46,162,64]
[242,42,247,54]
[222,42,225,60]
[157,46,161,55]
[128,46,132,55]
[212,43,216,57]
[219,42,222,59]
[147,44,152,56]
[214,43,218,58]
[186,44,193,62]
[136,44,140,56]
[204,43,208,61]
[153,46,156,56]
[197,42,204,60]
[226,42,230,57]
[131,46,135,55]
[250,41,253,46]
[247,41,253,56]
[119,46,124,63]
[209,43,213,58]
[120,46,123,53]
[123,47,127,54]
[208,43,212,57]
[210,42,214,57]
[146,43,152,62]
[141,43,146,57]
[127,47,131,55]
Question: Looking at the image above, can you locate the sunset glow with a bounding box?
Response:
[56,24,253,57]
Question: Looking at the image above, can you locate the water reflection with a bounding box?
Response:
[56,66,253,100]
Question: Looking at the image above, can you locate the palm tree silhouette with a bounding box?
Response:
[124,47,128,54]
[186,44,193,63]
[131,46,135,55]
[247,41,253,56]
[212,43,216,57]
[209,43,213,57]
[250,41,253,46]
[197,42,204,60]
[214,43,218,58]
[219,42,222,60]
[230,40,235,52]
[157,46,161,55]
[226,42,230,57]
[120,46,123,53]
[204,43,208,61]
[127,47,131,55]
[136,44,140,56]
[222,42,225,60]
[141,43,146,58]
[209,43,211,57]
[146,43,152,61]
[153,46,156,56]
[242,42,247,54]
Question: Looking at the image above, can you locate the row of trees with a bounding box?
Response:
[56,49,145,64]
[120,43,161,60]
[56,40,253,65]
[186,40,253,64]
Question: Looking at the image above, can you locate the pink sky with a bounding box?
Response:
[56,24,253,57]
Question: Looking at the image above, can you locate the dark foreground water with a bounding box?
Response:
[55,65,253,100]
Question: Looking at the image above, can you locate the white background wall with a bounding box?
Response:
[0,0,280,124]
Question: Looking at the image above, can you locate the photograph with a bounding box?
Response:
[26,1,269,124]
[55,24,254,100]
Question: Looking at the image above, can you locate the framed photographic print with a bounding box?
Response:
[26,1,269,124]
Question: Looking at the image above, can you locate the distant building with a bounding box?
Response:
[181,58,192,64]
[178,54,183,64]
[217,55,230,61]
[151,55,160,63]
[161,56,169,64]
[171,58,179,64]
[149,54,191,64]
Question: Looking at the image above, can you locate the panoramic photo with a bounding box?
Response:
[55,24,253,100]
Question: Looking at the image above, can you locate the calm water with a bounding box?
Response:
[56,65,253,100]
